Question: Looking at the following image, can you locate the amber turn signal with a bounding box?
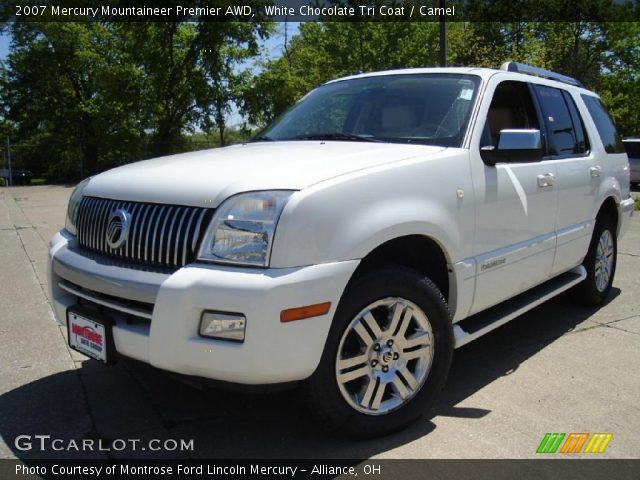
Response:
[280,302,332,323]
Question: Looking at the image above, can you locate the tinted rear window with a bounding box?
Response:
[535,85,588,156]
[581,95,625,153]
[623,140,640,158]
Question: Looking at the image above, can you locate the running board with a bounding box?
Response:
[453,266,587,348]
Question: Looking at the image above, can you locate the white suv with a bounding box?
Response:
[49,63,634,436]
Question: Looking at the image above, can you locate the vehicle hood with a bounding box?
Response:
[84,141,445,207]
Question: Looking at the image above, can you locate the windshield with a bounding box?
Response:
[258,73,481,147]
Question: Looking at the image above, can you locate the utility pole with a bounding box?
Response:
[6,136,11,187]
[439,0,447,67]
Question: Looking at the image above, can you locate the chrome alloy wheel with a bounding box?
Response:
[595,229,614,292]
[335,298,434,415]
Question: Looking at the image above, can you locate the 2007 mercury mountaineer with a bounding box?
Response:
[49,63,634,436]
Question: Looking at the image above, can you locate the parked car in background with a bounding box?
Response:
[0,168,33,185]
[48,63,634,437]
[623,138,640,186]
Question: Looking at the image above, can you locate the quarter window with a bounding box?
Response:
[562,91,589,154]
[624,140,640,158]
[581,95,625,154]
[534,85,588,157]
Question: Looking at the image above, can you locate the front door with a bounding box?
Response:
[468,80,558,314]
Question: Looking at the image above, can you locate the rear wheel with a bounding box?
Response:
[305,265,453,437]
[573,216,617,305]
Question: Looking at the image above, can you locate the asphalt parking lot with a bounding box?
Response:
[0,185,639,460]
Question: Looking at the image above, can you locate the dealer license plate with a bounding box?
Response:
[67,310,109,363]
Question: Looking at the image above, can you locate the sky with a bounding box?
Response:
[0,31,9,60]
[263,22,300,59]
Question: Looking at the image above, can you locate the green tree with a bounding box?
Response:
[1,22,146,179]
[1,17,272,181]
[242,22,440,126]
[198,21,274,146]
[598,22,640,136]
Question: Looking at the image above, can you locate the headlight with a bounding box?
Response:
[65,178,90,235]
[197,191,294,267]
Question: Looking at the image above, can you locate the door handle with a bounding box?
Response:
[590,166,602,177]
[537,173,555,188]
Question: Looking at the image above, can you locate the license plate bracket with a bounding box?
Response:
[67,306,117,364]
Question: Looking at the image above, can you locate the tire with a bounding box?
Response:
[573,215,617,305]
[305,265,453,438]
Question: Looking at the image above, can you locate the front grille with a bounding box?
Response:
[76,196,212,269]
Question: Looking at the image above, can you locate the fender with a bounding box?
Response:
[271,149,474,269]
[595,174,622,226]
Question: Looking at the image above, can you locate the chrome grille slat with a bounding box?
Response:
[181,208,198,267]
[76,197,210,269]
[96,198,115,251]
[89,198,101,251]
[103,200,118,255]
[82,197,94,249]
[92,198,101,252]
[79,197,89,247]
[136,203,152,262]
[145,205,159,263]
[167,206,182,265]
[126,203,140,259]
[92,198,105,251]
[77,197,91,245]
[76,197,87,245]
[158,206,175,266]
[191,209,207,252]
[116,201,128,256]
[153,206,169,265]
[173,207,188,266]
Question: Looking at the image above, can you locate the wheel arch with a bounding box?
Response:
[597,196,620,234]
[345,234,452,309]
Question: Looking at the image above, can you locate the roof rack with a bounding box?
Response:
[500,62,584,88]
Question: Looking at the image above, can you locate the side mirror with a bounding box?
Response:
[481,129,543,165]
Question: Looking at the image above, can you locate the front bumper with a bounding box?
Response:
[48,231,359,384]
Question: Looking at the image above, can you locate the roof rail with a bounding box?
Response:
[500,62,584,88]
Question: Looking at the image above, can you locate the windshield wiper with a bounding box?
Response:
[290,133,381,143]
[250,135,274,142]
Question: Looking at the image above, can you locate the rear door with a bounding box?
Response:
[532,85,597,275]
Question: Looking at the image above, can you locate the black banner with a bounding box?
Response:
[2,0,639,23]
[1,459,639,480]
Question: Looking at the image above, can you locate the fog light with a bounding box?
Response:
[199,311,246,342]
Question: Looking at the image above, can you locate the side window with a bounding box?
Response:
[534,85,587,157]
[562,91,589,154]
[481,81,539,148]
[581,95,625,154]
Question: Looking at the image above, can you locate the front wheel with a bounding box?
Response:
[305,265,453,437]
